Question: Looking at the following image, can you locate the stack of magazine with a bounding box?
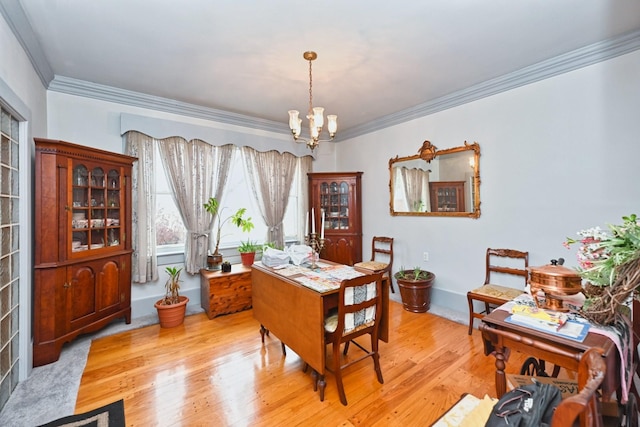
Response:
[506,305,590,342]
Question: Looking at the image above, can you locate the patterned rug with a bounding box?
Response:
[37,399,125,427]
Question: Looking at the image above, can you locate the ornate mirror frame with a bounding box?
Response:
[389,140,481,218]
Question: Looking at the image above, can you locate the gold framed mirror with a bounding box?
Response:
[389,140,481,218]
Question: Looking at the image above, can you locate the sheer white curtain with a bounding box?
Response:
[401,167,431,212]
[157,138,233,274]
[125,131,158,283]
[241,147,299,248]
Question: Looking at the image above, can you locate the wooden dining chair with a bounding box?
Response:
[466,248,529,335]
[551,347,606,427]
[354,236,395,293]
[322,272,384,405]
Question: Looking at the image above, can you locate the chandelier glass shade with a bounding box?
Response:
[288,51,337,151]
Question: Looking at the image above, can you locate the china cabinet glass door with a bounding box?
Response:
[320,180,351,232]
[71,162,122,255]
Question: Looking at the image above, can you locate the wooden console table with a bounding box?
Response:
[200,265,252,319]
[251,261,389,400]
[479,309,620,399]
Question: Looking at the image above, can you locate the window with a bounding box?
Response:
[0,106,21,410]
[155,145,301,253]
[154,144,186,251]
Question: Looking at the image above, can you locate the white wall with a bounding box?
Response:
[336,50,640,314]
[1,12,48,380]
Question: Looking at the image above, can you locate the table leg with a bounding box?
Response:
[318,374,326,401]
[259,324,269,343]
[494,348,507,398]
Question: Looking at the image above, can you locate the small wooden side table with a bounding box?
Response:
[200,264,252,319]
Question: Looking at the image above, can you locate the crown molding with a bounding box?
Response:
[0,0,54,87]
[48,76,290,135]
[337,29,640,141]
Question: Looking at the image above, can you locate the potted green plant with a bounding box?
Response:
[238,239,259,266]
[203,197,254,270]
[154,266,189,327]
[394,266,436,313]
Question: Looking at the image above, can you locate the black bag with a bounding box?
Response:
[485,380,562,426]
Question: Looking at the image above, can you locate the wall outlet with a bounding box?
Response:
[423,252,429,261]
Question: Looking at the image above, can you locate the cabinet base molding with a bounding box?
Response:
[33,308,131,367]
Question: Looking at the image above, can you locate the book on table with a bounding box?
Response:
[505,314,590,342]
[511,305,568,326]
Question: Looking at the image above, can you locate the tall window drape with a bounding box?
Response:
[125,129,311,281]
[241,147,299,248]
[401,167,431,212]
[157,138,233,274]
[126,131,158,283]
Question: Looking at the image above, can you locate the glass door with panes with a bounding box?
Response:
[70,162,123,256]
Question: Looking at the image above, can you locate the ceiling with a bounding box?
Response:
[4,0,640,139]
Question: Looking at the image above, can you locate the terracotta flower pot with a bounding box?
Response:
[154,296,189,328]
[240,252,256,267]
[395,271,435,313]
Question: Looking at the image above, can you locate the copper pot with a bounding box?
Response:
[528,259,582,312]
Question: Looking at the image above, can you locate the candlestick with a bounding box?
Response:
[304,232,325,270]
[305,211,309,236]
[311,207,315,234]
[321,210,325,239]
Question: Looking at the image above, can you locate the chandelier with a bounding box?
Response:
[288,51,337,151]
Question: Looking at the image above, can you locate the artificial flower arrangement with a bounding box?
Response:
[564,214,640,324]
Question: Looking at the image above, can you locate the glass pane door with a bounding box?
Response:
[71,163,123,254]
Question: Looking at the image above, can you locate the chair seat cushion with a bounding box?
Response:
[325,309,338,333]
[469,284,523,301]
[354,261,388,272]
[324,307,376,334]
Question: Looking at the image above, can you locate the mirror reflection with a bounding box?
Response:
[389,140,481,218]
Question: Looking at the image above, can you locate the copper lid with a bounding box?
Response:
[528,258,582,295]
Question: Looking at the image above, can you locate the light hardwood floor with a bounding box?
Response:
[76,301,531,426]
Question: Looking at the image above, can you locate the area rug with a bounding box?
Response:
[37,399,125,427]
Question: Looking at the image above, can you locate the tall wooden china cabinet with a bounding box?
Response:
[33,138,135,366]
[308,172,362,265]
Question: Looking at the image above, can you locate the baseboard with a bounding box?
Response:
[131,287,203,318]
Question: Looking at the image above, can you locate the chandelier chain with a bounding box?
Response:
[308,58,313,115]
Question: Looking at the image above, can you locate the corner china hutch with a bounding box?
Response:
[308,172,362,266]
[429,181,465,212]
[33,138,136,366]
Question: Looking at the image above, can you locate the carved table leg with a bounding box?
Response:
[494,347,507,398]
[318,374,326,401]
[311,369,318,392]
